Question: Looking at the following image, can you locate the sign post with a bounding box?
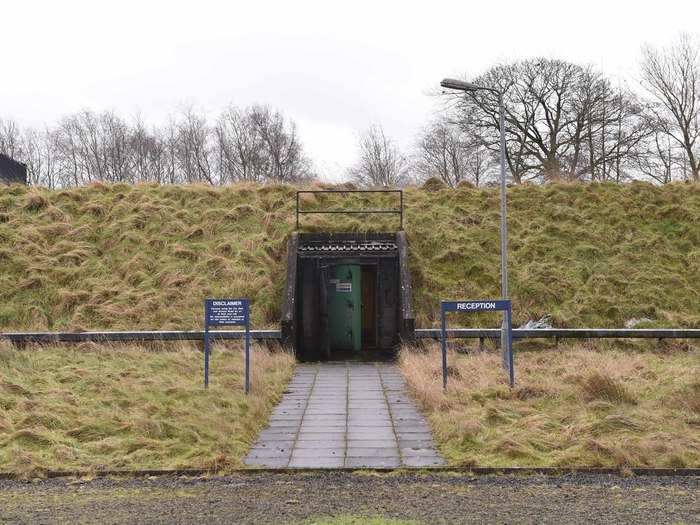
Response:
[440,300,514,389]
[204,299,251,393]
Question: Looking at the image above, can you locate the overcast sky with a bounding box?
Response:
[3,0,699,180]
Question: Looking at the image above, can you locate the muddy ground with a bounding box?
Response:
[1,471,698,524]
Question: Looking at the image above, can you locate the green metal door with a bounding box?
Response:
[327,264,362,352]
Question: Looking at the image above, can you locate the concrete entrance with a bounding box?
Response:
[245,362,444,468]
[281,232,416,361]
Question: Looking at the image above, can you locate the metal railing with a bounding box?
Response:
[295,190,403,230]
[415,328,700,339]
[1,330,279,345]
[2,327,699,347]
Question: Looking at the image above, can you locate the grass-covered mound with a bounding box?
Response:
[400,343,700,468]
[0,181,698,331]
[0,341,294,476]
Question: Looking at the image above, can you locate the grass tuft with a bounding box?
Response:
[23,193,49,212]
[580,372,636,404]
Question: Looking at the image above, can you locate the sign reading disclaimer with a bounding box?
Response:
[204,299,251,393]
[440,299,514,389]
[206,299,248,325]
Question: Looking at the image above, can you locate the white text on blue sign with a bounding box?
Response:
[442,300,510,312]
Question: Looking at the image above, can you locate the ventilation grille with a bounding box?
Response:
[298,240,398,254]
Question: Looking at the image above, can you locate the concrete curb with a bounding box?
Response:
[2,466,700,481]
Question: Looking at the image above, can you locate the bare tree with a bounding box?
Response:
[453,59,583,182]
[349,124,409,187]
[162,118,179,184]
[444,59,648,183]
[22,128,47,186]
[0,119,23,159]
[175,106,214,184]
[414,117,491,186]
[101,111,130,182]
[641,34,700,182]
[215,106,266,183]
[55,116,83,186]
[250,106,313,183]
[214,105,312,183]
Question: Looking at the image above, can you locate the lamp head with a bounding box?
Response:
[440,78,480,92]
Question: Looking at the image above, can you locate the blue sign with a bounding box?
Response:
[205,299,249,326]
[441,300,511,313]
[204,298,251,394]
[440,299,514,389]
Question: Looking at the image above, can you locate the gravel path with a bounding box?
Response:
[1,472,698,524]
[245,362,443,468]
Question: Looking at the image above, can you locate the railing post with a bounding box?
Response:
[204,325,210,389]
[441,306,448,390]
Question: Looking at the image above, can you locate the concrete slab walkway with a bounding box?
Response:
[245,362,444,468]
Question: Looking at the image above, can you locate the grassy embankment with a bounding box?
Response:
[0,181,698,473]
[400,343,700,468]
[0,181,698,331]
[0,341,294,476]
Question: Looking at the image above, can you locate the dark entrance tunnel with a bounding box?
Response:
[281,232,415,361]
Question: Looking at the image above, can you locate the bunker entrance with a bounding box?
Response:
[282,232,415,362]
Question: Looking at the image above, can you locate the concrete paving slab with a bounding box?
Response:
[276,408,306,414]
[395,432,433,440]
[346,447,399,458]
[302,414,347,422]
[400,447,442,458]
[289,457,344,468]
[301,420,346,427]
[347,407,390,414]
[261,424,299,432]
[402,456,445,467]
[245,362,444,469]
[246,448,292,459]
[258,431,297,440]
[346,439,398,448]
[294,440,345,449]
[395,423,432,433]
[245,457,290,468]
[297,432,346,441]
[398,439,437,449]
[350,422,393,428]
[290,448,344,458]
[249,440,294,450]
[345,457,401,468]
[268,416,304,423]
[347,431,396,441]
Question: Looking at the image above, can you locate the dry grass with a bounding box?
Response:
[0,340,294,477]
[0,181,698,331]
[399,342,700,468]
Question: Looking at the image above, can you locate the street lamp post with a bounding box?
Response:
[440,78,510,365]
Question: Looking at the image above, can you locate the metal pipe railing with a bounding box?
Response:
[2,327,699,346]
[1,330,280,345]
[416,328,700,340]
[295,190,403,230]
